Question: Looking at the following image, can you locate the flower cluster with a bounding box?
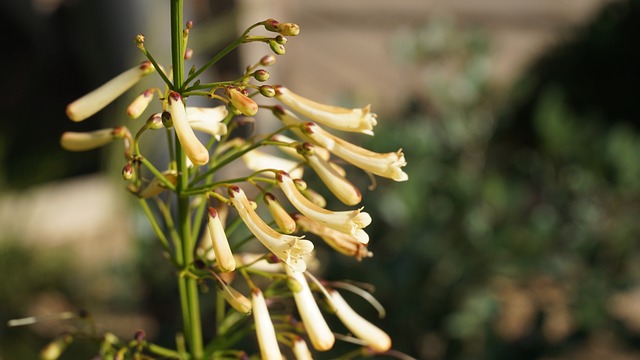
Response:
[58,16,407,360]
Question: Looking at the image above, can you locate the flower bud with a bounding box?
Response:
[122,162,134,180]
[134,34,145,48]
[264,193,296,234]
[168,91,209,166]
[260,55,277,66]
[259,85,276,98]
[138,170,178,198]
[161,111,173,128]
[40,334,73,360]
[127,89,154,119]
[146,113,164,130]
[216,280,252,314]
[292,337,313,360]
[226,87,258,116]
[207,207,236,272]
[252,288,282,359]
[253,69,270,82]
[269,40,286,55]
[184,48,193,60]
[60,128,117,152]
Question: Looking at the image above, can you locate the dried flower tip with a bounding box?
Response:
[122,163,134,181]
[292,337,313,360]
[269,40,286,55]
[41,334,73,360]
[138,170,178,198]
[226,86,258,116]
[253,69,270,82]
[329,290,392,353]
[303,144,362,205]
[294,214,371,260]
[285,266,335,351]
[168,91,209,166]
[242,148,304,179]
[259,85,276,98]
[217,280,252,314]
[127,89,154,119]
[275,86,377,135]
[66,61,155,122]
[228,186,313,272]
[251,288,283,359]
[186,106,228,139]
[277,171,371,236]
[60,128,117,151]
[264,193,296,234]
[208,207,236,272]
[260,55,277,66]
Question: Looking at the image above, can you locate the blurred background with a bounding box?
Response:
[1,0,640,359]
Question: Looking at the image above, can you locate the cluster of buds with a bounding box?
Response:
[59,16,407,359]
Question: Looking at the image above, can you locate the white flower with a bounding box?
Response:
[285,266,335,351]
[127,89,155,119]
[168,92,209,166]
[66,61,155,122]
[186,106,228,139]
[207,207,235,272]
[276,171,371,236]
[275,86,377,135]
[251,288,283,360]
[228,186,313,272]
[294,214,371,260]
[264,193,296,234]
[329,290,392,353]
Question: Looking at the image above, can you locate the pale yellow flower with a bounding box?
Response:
[168,92,209,166]
[138,170,178,198]
[216,279,252,314]
[292,337,313,360]
[276,171,371,236]
[226,86,258,116]
[274,107,408,182]
[251,288,283,360]
[60,128,116,151]
[127,89,155,119]
[228,186,313,272]
[264,193,297,234]
[285,266,335,351]
[207,207,235,272]
[66,61,155,122]
[275,86,377,135]
[186,106,228,139]
[329,290,392,353]
[294,214,371,260]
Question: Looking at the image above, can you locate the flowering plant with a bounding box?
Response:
[38,2,407,359]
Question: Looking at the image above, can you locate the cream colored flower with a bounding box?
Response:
[294,214,371,260]
[264,193,296,234]
[186,106,228,139]
[127,89,155,119]
[228,186,313,272]
[66,61,155,122]
[276,171,371,236]
[138,170,178,198]
[242,148,303,179]
[301,143,361,206]
[168,91,209,166]
[285,266,335,351]
[216,279,252,314]
[60,128,116,151]
[329,290,392,353]
[251,288,282,360]
[292,337,313,360]
[226,86,258,116]
[274,107,408,182]
[275,86,377,135]
[207,207,235,272]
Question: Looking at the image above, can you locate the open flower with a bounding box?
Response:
[275,86,377,135]
[168,91,209,166]
[186,106,228,139]
[251,288,282,360]
[293,214,371,260]
[207,207,236,272]
[285,266,335,351]
[66,61,155,122]
[228,185,313,272]
[329,290,392,353]
[276,171,371,236]
[274,107,408,181]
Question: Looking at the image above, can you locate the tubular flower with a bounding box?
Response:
[294,214,371,260]
[276,171,371,236]
[272,133,331,161]
[127,89,155,119]
[137,170,178,198]
[275,86,377,135]
[66,61,155,122]
[329,290,392,353]
[168,91,209,166]
[274,107,408,181]
[216,279,252,314]
[186,106,228,139]
[228,186,313,272]
[251,288,282,360]
[242,148,304,179]
[60,128,118,151]
[264,193,297,234]
[207,207,236,272]
[299,143,361,206]
[292,337,313,360]
[284,266,335,351]
[226,86,258,116]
